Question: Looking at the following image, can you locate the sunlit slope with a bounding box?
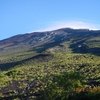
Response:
[0,28,100,99]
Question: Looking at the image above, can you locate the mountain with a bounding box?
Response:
[0,28,100,100]
[0,28,100,55]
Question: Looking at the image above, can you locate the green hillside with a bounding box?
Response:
[0,28,100,100]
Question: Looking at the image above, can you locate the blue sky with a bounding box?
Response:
[0,0,100,40]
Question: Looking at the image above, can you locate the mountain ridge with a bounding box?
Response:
[0,28,100,55]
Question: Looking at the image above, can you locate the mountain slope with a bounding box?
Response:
[0,28,100,99]
[0,28,100,55]
[0,28,100,70]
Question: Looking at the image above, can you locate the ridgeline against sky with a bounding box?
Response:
[0,0,100,40]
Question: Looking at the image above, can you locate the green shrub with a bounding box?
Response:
[37,72,85,100]
[6,70,19,78]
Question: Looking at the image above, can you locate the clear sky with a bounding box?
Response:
[0,0,100,40]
